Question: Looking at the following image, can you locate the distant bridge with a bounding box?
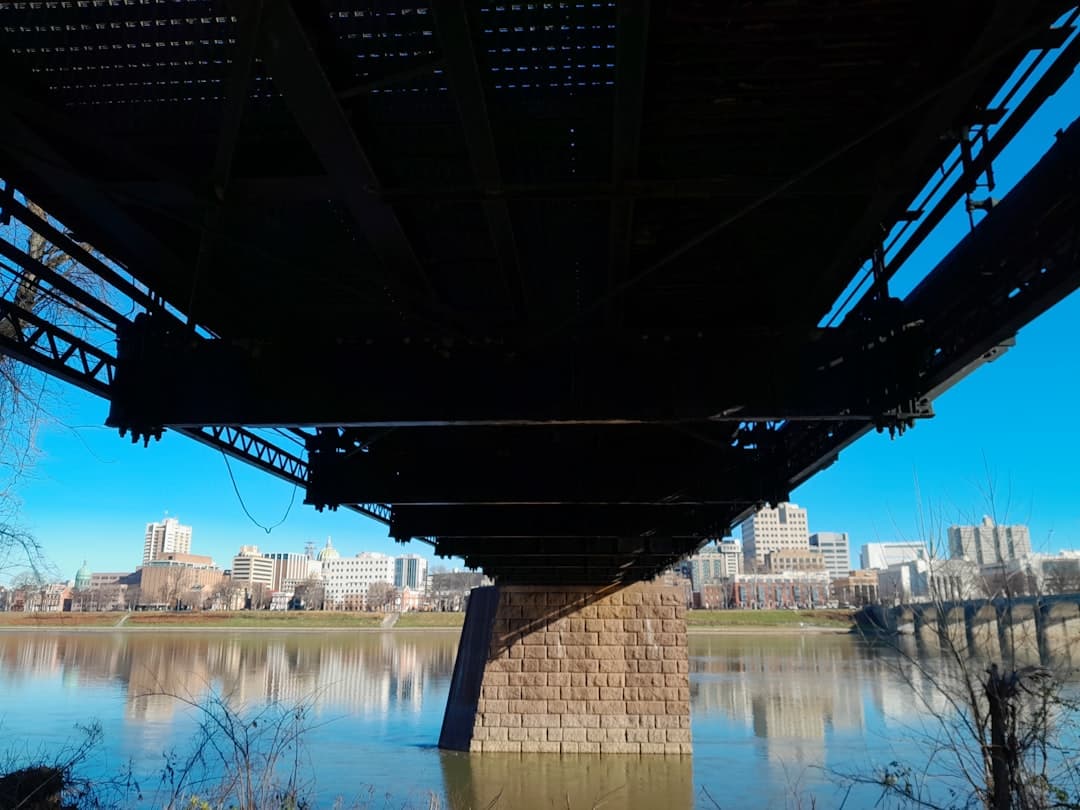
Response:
[857,595,1080,664]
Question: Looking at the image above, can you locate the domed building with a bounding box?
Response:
[74,561,92,591]
[317,537,340,563]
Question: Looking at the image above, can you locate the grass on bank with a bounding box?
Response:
[0,612,119,627]
[0,610,470,629]
[395,611,466,628]
[685,608,854,629]
[125,611,387,628]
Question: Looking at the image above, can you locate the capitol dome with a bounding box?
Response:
[317,537,340,562]
[74,560,92,590]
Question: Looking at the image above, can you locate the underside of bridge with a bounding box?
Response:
[3,0,1080,756]
[2,1,1079,585]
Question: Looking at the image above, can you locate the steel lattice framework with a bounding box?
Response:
[0,1,1078,583]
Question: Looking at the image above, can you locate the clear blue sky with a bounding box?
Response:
[8,53,1080,583]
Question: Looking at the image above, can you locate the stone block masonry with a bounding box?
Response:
[440,582,691,754]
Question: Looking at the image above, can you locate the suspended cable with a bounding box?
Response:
[221,450,297,534]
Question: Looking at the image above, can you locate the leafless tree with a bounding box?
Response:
[366,581,396,612]
[211,579,243,611]
[0,198,107,583]
[123,585,141,611]
[846,481,1080,810]
[291,575,324,610]
[247,582,270,610]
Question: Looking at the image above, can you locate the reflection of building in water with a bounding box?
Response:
[872,654,954,727]
[0,632,456,728]
[692,637,874,767]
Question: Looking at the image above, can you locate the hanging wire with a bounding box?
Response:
[221,450,297,533]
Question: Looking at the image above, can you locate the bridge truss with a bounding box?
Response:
[0,2,1079,583]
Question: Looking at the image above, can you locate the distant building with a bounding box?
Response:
[765,548,826,574]
[878,558,980,604]
[316,537,341,563]
[141,553,224,609]
[323,552,394,609]
[428,570,490,611]
[90,572,135,588]
[263,552,312,591]
[143,516,192,565]
[740,503,809,567]
[231,546,275,589]
[685,539,741,591]
[831,570,879,607]
[809,532,851,579]
[859,541,928,570]
[394,554,429,591]
[396,586,422,612]
[948,516,1032,566]
[73,561,92,591]
[727,572,830,609]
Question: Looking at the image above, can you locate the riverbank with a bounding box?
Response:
[685,608,854,632]
[0,608,854,633]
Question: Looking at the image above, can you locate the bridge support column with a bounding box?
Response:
[439,582,691,754]
[1001,604,1040,665]
[914,605,940,653]
[1040,602,1080,665]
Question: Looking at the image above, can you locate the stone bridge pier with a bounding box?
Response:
[965,603,1002,660]
[913,604,940,652]
[439,582,691,754]
[1040,601,1080,664]
[1000,603,1041,664]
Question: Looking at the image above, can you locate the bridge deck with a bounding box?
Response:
[0,2,1078,583]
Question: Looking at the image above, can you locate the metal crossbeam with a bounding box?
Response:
[243,0,436,309]
[102,324,932,428]
[432,2,526,318]
[607,0,649,324]
[0,292,397,527]
[0,299,114,397]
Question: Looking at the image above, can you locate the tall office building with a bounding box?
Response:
[323,552,395,608]
[948,516,1032,565]
[142,516,192,565]
[809,532,851,579]
[859,541,928,570]
[394,554,429,591]
[740,503,809,567]
[263,551,313,590]
[231,545,275,588]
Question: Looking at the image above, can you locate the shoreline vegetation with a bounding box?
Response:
[0,608,855,633]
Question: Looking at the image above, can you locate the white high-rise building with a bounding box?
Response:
[859,541,928,570]
[394,554,429,591]
[809,532,851,579]
[231,545,274,589]
[948,516,1032,565]
[142,516,192,565]
[740,503,809,567]
[323,552,395,609]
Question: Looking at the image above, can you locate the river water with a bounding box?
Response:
[0,629,1066,808]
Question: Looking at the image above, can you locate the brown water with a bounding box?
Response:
[0,629,1033,808]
